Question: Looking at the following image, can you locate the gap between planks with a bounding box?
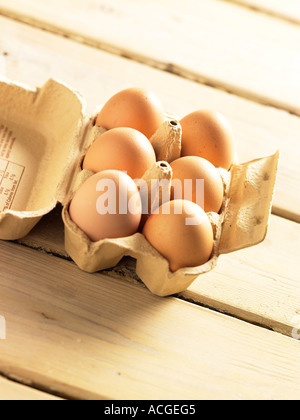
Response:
[0,373,63,400]
[16,207,300,341]
[14,238,277,338]
[221,0,300,25]
[0,4,298,400]
[0,239,299,400]
[0,14,299,338]
[0,2,300,118]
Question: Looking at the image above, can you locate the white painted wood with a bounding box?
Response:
[0,1,299,400]
[18,207,300,338]
[0,16,299,222]
[183,215,300,338]
[0,0,299,115]
[0,240,299,400]
[0,15,299,338]
[228,0,300,23]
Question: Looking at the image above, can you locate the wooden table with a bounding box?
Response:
[0,0,299,401]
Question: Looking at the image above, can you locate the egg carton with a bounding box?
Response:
[0,78,280,296]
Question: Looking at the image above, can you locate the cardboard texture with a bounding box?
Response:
[0,78,280,296]
[0,78,85,239]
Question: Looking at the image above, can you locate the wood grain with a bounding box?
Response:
[226,0,300,24]
[0,376,62,400]
[0,240,299,400]
[0,16,299,223]
[0,2,299,401]
[0,0,300,115]
[18,206,300,340]
[0,14,299,339]
[182,215,300,338]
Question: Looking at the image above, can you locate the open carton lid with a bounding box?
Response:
[0,78,86,239]
[218,151,280,255]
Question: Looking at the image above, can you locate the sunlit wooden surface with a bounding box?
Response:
[0,0,299,400]
[0,376,62,400]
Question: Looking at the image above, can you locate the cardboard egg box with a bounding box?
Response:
[0,78,280,296]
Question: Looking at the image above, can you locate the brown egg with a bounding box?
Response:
[142,199,214,272]
[170,156,224,213]
[180,110,235,170]
[69,170,142,242]
[83,127,156,180]
[96,87,165,139]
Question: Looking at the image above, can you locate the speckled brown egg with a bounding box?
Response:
[180,110,235,170]
[96,87,165,139]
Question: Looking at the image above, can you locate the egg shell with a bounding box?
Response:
[65,109,279,296]
[170,156,224,213]
[180,110,235,170]
[96,87,165,139]
[83,127,156,180]
[142,200,214,272]
[69,170,142,242]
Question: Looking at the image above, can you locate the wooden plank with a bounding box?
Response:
[0,15,299,338]
[0,376,62,400]
[19,206,300,340]
[181,215,300,338]
[0,0,300,116]
[0,240,299,400]
[227,0,300,24]
[0,16,299,223]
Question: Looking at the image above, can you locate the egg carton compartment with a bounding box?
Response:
[0,78,280,296]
